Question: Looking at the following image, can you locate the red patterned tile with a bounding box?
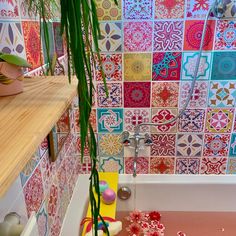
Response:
[150,157,175,174]
[152,82,179,107]
[49,213,62,236]
[56,110,70,133]
[200,157,227,175]
[124,82,151,108]
[125,157,149,174]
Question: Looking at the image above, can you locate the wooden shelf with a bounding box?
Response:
[0,76,77,197]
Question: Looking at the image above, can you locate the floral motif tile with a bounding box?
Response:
[155,0,185,19]
[124,53,152,81]
[0,22,26,58]
[151,134,176,156]
[0,0,19,18]
[211,52,236,80]
[125,157,149,174]
[22,21,43,69]
[151,108,177,133]
[98,22,122,52]
[186,0,214,18]
[124,82,151,108]
[124,22,153,52]
[23,166,44,217]
[227,158,236,174]
[229,133,236,157]
[56,109,70,133]
[153,21,183,51]
[181,52,211,80]
[97,108,123,133]
[208,81,236,107]
[19,0,39,19]
[98,134,123,157]
[53,22,64,58]
[37,202,49,236]
[178,109,205,132]
[152,52,182,81]
[97,83,122,107]
[124,108,151,132]
[152,82,179,107]
[49,213,62,236]
[200,157,227,175]
[179,81,208,108]
[205,108,234,133]
[96,0,121,20]
[95,54,122,81]
[177,134,203,157]
[100,156,124,173]
[150,157,175,174]
[123,0,153,20]
[203,134,230,157]
[175,158,200,174]
[215,20,236,50]
[184,20,215,50]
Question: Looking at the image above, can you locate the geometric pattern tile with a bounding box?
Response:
[0,0,19,18]
[205,108,234,133]
[200,157,227,175]
[125,157,149,174]
[152,52,182,81]
[178,109,205,132]
[124,53,152,81]
[96,0,121,20]
[208,81,236,107]
[186,0,214,18]
[203,134,230,157]
[229,133,236,157]
[150,157,175,174]
[176,134,203,157]
[176,158,200,174]
[97,108,123,133]
[181,52,211,80]
[100,156,124,173]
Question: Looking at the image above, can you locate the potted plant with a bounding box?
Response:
[0,53,31,96]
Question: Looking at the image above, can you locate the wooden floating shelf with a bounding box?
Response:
[0,76,77,197]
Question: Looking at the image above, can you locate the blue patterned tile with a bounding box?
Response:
[229,133,236,157]
[97,108,123,133]
[100,156,124,173]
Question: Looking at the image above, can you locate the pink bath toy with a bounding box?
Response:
[102,188,116,205]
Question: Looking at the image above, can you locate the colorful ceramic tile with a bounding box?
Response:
[208,81,236,107]
[49,213,62,236]
[124,108,151,132]
[95,54,122,81]
[56,109,70,133]
[124,22,153,52]
[175,158,200,174]
[226,158,236,174]
[152,52,182,81]
[181,52,211,80]
[124,53,152,81]
[205,108,234,133]
[177,134,203,157]
[100,156,124,173]
[153,21,183,51]
[186,0,214,18]
[74,156,92,174]
[125,157,149,174]
[98,134,123,157]
[98,22,122,52]
[37,202,49,236]
[97,83,122,107]
[123,0,153,19]
[211,52,236,80]
[155,0,185,19]
[58,185,70,220]
[179,81,208,108]
[203,134,230,157]
[151,108,177,133]
[19,0,39,19]
[151,134,176,156]
[178,109,205,132]
[23,166,44,217]
[124,82,151,108]
[229,133,236,157]
[200,157,227,175]
[184,20,215,50]
[96,0,121,20]
[150,157,175,174]
[76,136,90,156]
[152,82,179,107]
[57,159,68,196]
[53,22,64,58]
[215,20,236,50]
[22,21,42,69]
[0,0,19,18]
[97,108,123,133]
[0,22,26,58]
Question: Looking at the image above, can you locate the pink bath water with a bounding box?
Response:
[116,211,236,235]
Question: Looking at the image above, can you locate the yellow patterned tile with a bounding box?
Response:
[96,0,121,20]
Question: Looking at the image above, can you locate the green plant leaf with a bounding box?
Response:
[0,54,31,68]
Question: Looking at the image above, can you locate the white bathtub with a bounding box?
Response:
[60,174,236,236]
